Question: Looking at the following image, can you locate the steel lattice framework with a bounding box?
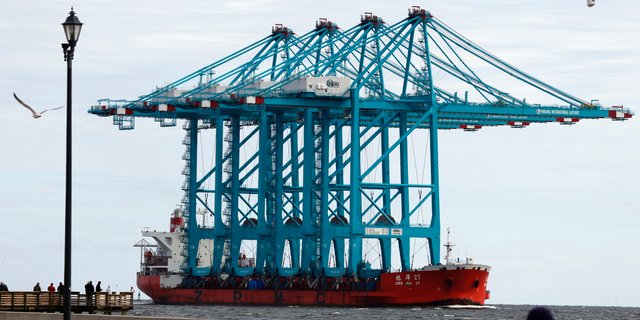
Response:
[90,8,632,279]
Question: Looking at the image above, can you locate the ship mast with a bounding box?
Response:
[443,228,456,265]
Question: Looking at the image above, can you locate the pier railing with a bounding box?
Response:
[0,291,133,315]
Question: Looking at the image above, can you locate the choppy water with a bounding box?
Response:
[130,301,640,320]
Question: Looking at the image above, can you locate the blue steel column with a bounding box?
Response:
[274,113,286,271]
[401,28,416,98]
[213,116,226,272]
[256,112,270,273]
[289,125,300,268]
[379,113,392,271]
[314,33,325,77]
[229,117,242,271]
[398,113,411,271]
[424,17,441,265]
[187,118,200,272]
[319,110,331,270]
[335,124,344,218]
[423,20,437,108]
[374,33,386,97]
[301,109,314,273]
[349,89,363,273]
[334,123,345,269]
[428,109,441,265]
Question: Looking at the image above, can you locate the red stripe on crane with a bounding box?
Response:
[556,117,579,123]
[459,125,481,129]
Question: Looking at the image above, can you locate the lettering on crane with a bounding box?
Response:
[486,115,528,119]
[365,227,389,236]
[536,109,579,115]
[326,79,339,88]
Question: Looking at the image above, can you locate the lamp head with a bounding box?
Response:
[62,7,83,45]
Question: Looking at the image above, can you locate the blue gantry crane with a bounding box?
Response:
[89,8,632,280]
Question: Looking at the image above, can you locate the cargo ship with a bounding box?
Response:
[135,211,490,307]
[107,7,503,307]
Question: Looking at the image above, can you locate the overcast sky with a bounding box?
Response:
[1,0,639,308]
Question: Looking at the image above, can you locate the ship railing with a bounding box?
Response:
[142,267,169,275]
[145,255,170,266]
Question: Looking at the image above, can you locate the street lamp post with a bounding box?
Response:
[61,8,82,320]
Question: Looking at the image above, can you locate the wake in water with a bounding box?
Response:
[442,304,498,309]
[129,303,639,320]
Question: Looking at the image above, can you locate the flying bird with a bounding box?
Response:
[13,93,64,118]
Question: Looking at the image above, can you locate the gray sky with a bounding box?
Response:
[1,0,639,307]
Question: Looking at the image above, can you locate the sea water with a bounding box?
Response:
[130,301,640,320]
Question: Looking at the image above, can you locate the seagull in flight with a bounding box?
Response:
[13,93,64,118]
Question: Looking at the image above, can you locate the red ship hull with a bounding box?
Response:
[137,267,490,307]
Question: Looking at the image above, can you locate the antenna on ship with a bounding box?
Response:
[197,206,209,227]
[443,228,456,265]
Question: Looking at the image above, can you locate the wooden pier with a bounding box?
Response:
[0,292,133,315]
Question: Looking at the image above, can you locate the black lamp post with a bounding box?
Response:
[61,7,82,320]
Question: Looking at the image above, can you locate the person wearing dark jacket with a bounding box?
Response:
[34,283,42,291]
[85,281,95,294]
[96,281,102,292]
[0,282,8,291]
[85,281,95,305]
[57,282,64,292]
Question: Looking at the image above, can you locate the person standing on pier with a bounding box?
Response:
[0,282,8,291]
[33,283,41,291]
[57,282,64,292]
[85,281,95,305]
[96,281,102,292]
[47,283,55,292]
